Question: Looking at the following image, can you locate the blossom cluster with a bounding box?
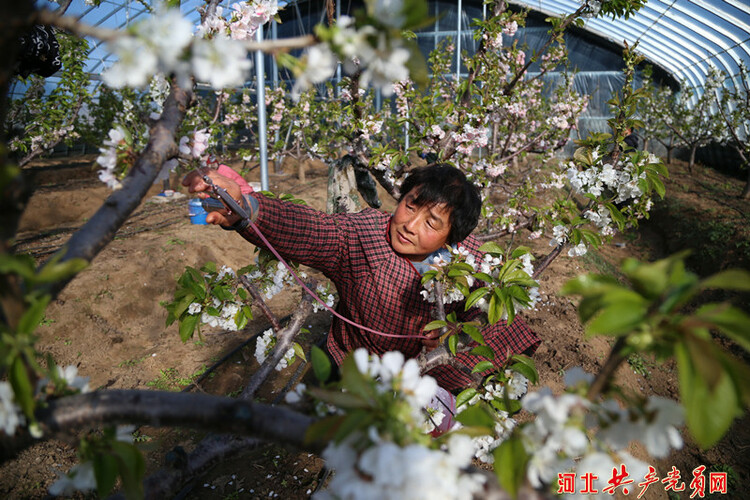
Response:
[312,283,337,313]
[103,3,268,90]
[454,370,530,463]
[452,124,490,156]
[566,156,650,204]
[293,12,412,99]
[317,433,485,500]
[254,328,295,371]
[95,126,128,190]
[316,348,485,499]
[353,349,437,420]
[520,367,683,491]
[246,261,304,301]
[1,365,90,437]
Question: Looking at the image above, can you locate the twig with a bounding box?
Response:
[239,275,281,332]
[532,243,563,279]
[35,8,121,42]
[587,337,627,400]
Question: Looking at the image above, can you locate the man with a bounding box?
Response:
[183,164,540,392]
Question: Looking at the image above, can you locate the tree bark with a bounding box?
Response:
[1,390,321,464]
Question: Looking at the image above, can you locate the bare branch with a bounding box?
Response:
[35,8,121,42]
[240,289,314,399]
[202,0,222,24]
[1,389,320,464]
[532,243,563,279]
[111,435,262,500]
[587,337,627,400]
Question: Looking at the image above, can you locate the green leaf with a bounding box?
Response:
[310,345,332,383]
[293,342,307,363]
[465,288,490,311]
[17,295,51,335]
[34,257,88,284]
[93,454,119,498]
[508,362,537,384]
[448,334,458,355]
[10,357,35,418]
[306,386,370,410]
[178,314,200,342]
[493,434,529,499]
[586,302,647,336]
[676,340,740,449]
[509,355,539,384]
[455,388,477,409]
[478,241,504,255]
[487,292,502,325]
[471,360,494,374]
[462,323,486,345]
[341,355,377,402]
[695,304,750,354]
[423,320,447,331]
[470,345,495,360]
[454,403,495,429]
[111,441,145,500]
[700,270,750,291]
[489,397,522,414]
[604,202,626,231]
[402,38,428,90]
[333,410,375,443]
[0,253,36,280]
[305,415,346,445]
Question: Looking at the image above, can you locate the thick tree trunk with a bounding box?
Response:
[689,144,697,172]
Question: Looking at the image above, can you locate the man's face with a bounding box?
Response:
[390,190,452,261]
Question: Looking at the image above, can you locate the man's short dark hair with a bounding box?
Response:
[399,164,481,244]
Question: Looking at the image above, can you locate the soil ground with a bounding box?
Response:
[1,154,748,499]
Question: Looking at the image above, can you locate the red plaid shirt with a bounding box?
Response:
[238,194,541,392]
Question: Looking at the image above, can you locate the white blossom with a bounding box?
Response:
[48,462,97,497]
[0,382,24,436]
[254,328,295,371]
[292,44,337,100]
[102,37,158,89]
[192,36,251,89]
[317,434,484,499]
[57,365,90,393]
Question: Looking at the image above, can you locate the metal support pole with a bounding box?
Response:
[271,19,282,174]
[335,0,342,91]
[255,27,269,191]
[456,0,462,83]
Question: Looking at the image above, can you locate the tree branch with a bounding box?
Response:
[240,290,313,399]
[239,275,281,332]
[532,243,563,279]
[586,336,627,400]
[1,389,320,464]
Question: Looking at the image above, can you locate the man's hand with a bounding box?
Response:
[182,169,243,226]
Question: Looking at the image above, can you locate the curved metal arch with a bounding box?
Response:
[510,0,750,102]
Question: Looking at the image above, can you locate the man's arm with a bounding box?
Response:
[182,168,349,276]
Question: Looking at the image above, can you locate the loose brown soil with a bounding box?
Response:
[1,155,748,499]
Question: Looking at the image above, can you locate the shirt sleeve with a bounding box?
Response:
[236,192,350,277]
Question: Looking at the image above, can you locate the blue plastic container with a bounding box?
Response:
[188,198,208,225]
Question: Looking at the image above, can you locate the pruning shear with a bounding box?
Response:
[199,169,251,221]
